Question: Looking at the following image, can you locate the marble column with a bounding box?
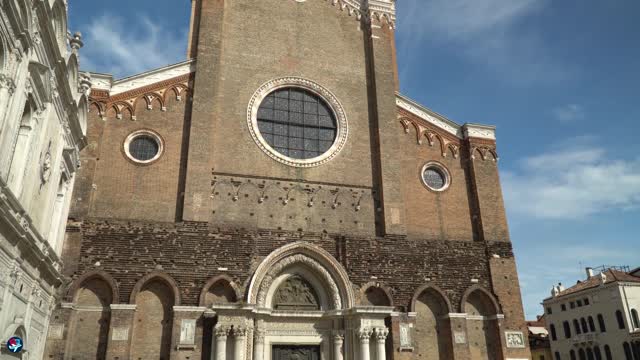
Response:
[233,327,247,360]
[0,74,15,130]
[215,325,230,360]
[253,328,265,360]
[374,328,389,360]
[358,328,373,360]
[333,330,344,360]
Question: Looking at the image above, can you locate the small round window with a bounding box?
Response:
[124,130,163,164]
[421,162,450,191]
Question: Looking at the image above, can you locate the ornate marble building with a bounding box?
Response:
[0,0,88,358]
[44,0,530,359]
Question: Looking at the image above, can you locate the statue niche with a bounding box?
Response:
[273,275,320,310]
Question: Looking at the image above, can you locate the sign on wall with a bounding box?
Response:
[180,319,196,345]
[505,331,525,348]
[6,337,23,353]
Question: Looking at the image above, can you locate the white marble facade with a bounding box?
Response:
[0,0,87,358]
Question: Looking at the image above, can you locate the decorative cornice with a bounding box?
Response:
[323,0,396,28]
[396,93,497,142]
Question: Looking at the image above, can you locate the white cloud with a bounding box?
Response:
[553,104,585,122]
[397,0,569,85]
[503,140,640,220]
[79,14,187,78]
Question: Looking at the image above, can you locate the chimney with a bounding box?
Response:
[586,267,594,278]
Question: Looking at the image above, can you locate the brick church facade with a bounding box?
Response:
[44,1,531,359]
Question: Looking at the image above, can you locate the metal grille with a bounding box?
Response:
[422,167,446,189]
[129,136,159,161]
[257,88,337,159]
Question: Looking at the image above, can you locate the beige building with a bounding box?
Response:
[0,0,88,358]
[543,267,640,360]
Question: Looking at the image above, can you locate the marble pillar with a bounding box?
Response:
[254,328,265,360]
[215,325,230,360]
[233,327,247,360]
[333,330,344,360]
[374,328,388,360]
[358,328,373,360]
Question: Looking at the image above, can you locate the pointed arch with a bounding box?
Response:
[247,242,355,309]
[77,95,88,136]
[67,270,119,304]
[410,284,453,313]
[51,0,68,51]
[129,271,181,305]
[359,282,394,307]
[199,275,241,307]
[67,53,79,93]
[460,285,501,315]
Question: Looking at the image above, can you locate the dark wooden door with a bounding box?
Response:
[272,345,320,360]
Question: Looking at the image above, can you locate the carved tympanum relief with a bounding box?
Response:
[273,275,320,310]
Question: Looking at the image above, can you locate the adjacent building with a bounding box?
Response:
[0,0,88,358]
[44,1,531,359]
[543,267,640,360]
[528,316,552,360]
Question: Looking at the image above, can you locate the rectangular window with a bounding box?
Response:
[584,298,590,305]
[577,300,583,307]
[570,302,575,309]
[561,304,567,311]
[547,307,553,315]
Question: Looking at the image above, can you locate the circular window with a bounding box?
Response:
[123,130,163,164]
[248,77,348,167]
[421,162,450,191]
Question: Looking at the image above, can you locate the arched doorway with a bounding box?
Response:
[463,288,502,360]
[130,276,179,360]
[412,286,453,360]
[207,242,392,360]
[68,277,113,359]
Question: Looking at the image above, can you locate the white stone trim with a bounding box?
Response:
[420,161,451,192]
[396,93,497,141]
[247,77,348,168]
[110,304,137,310]
[123,129,164,165]
[173,306,208,312]
[92,60,195,95]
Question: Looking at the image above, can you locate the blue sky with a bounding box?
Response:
[68,0,640,319]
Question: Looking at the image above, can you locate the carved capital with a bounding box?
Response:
[333,330,345,342]
[214,325,230,338]
[232,326,247,338]
[0,74,16,94]
[375,327,389,342]
[254,328,266,344]
[358,328,373,343]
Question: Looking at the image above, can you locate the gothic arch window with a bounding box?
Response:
[581,318,589,333]
[604,345,612,360]
[570,349,576,360]
[616,310,626,329]
[632,309,640,328]
[574,319,582,334]
[563,321,572,338]
[273,274,320,311]
[586,348,594,360]
[579,348,586,360]
[623,342,632,360]
[556,352,562,360]
[598,314,607,332]
[248,78,348,167]
[594,346,602,360]
[588,316,596,332]
[550,324,557,341]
